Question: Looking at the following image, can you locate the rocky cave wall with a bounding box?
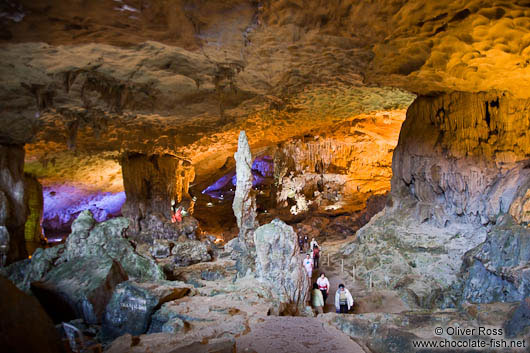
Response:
[347,91,530,308]
[392,91,530,226]
[273,111,405,215]
[0,144,28,264]
[120,153,195,236]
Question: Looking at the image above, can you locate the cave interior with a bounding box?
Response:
[2,1,530,353]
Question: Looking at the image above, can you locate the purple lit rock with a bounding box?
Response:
[42,185,125,236]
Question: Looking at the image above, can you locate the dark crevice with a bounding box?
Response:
[485,102,491,127]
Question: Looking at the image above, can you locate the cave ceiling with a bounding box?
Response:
[2,0,529,190]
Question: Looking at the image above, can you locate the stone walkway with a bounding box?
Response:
[236,316,365,353]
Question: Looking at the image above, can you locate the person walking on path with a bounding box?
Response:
[335,283,354,314]
[317,273,330,304]
[303,254,314,279]
[310,238,319,251]
[312,283,324,315]
[312,245,320,268]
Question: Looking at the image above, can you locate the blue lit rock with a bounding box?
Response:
[102,280,191,339]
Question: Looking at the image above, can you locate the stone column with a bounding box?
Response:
[0,144,28,265]
[120,153,195,237]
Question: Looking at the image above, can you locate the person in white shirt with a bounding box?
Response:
[335,283,354,313]
[310,238,319,251]
[303,254,313,279]
[316,273,330,303]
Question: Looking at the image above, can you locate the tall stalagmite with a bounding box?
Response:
[232,131,257,274]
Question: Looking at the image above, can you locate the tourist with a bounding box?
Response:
[312,245,320,268]
[303,254,313,279]
[303,235,309,251]
[310,237,319,250]
[298,235,304,253]
[317,273,330,303]
[312,283,324,315]
[335,284,354,314]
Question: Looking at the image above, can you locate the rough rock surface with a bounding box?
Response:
[3,244,65,293]
[254,218,310,315]
[31,255,128,324]
[102,280,191,339]
[457,215,530,305]
[232,131,258,274]
[0,144,27,264]
[325,303,522,353]
[504,298,530,338]
[341,204,487,308]
[393,92,530,226]
[0,275,65,353]
[170,240,212,267]
[65,210,163,280]
[348,91,530,308]
[137,213,199,242]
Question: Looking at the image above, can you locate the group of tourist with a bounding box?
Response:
[302,237,354,315]
[310,274,354,315]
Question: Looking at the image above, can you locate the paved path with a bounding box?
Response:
[236,316,365,353]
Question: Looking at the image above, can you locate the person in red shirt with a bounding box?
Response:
[312,245,320,268]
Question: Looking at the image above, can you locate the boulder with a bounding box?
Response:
[65,210,164,280]
[459,215,530,304]
[16,245,65,293]
[138,213,199,241]
[102,280,191,339]
[0,276,65,353]
[253,218,310,315]
[31,255,128,324]
[171,240,211,267]
[149,239,172,259]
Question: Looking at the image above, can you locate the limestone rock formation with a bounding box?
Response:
[0,144,27,264]
[504,298,530,338]
[0,275,65,353]
[101,280,191,339]
[392,92,530,226]
[120,152,195,237]
[347,91,530,308]
[170,240,212,267]
[31,255,128,324]
[458,215,530,304]
[232,130,258,274]
[253,218,310,315]
[3,244,65,293]
[65,210,164,280]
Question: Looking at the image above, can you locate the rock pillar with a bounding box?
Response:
[232,131,257,274]
[0,144,28,265]
[120,153,195,237]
